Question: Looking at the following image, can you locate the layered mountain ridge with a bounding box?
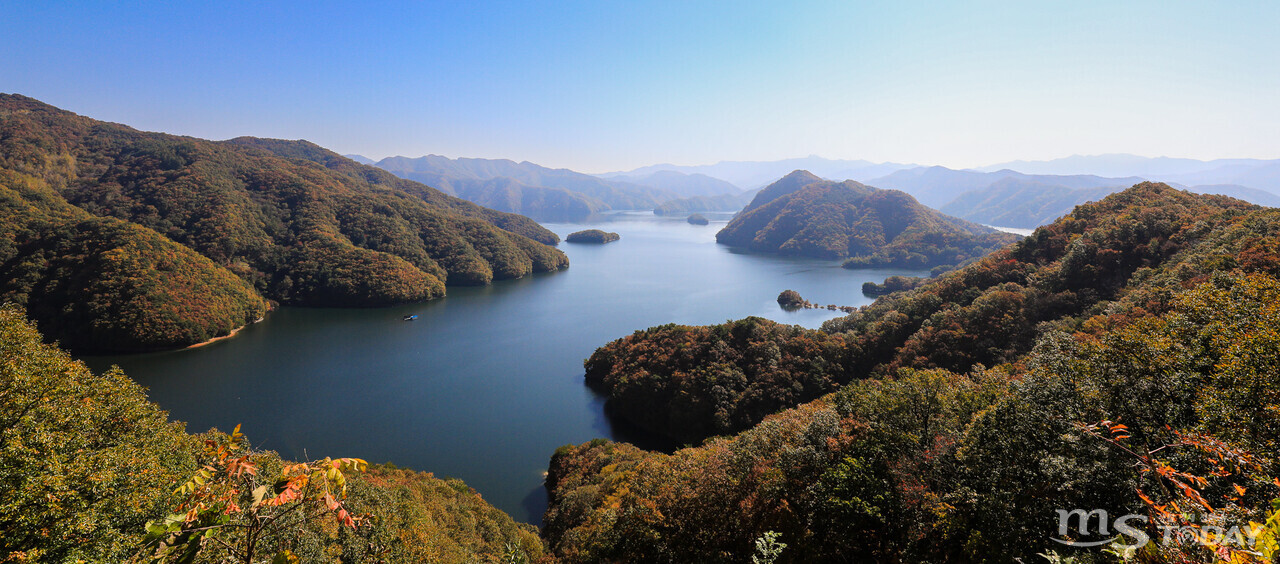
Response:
[0,94,568,351]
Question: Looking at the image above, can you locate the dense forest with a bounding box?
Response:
[861,274,929,296]
[715,170,1019,267]
[565,229,620,244]
[0,304,547,563]
[555,183,1280,562]
[0,95,568,351]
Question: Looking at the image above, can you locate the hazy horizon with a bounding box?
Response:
[5,1,1277,173]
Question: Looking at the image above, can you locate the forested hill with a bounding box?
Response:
[588,182,1260,442]
[0,305,547,563]
[715,170,1020,267]
[550,182,1280,562]
[0,94,567,351]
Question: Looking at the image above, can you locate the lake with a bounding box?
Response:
[83,211,931,524]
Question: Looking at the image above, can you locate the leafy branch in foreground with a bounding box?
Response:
[1080,420,1280,563]
[136,424,368,564]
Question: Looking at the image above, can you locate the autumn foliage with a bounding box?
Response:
[0,94,568,351]
[554,186,1280,562]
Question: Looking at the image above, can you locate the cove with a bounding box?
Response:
[83,212,931,524]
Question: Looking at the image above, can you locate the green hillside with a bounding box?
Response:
[551,183,1280,562]
[0,94,568,351]
[715,170,1019,267]
[0,305,546,563]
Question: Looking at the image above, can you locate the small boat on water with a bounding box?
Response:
[402,314,418,321]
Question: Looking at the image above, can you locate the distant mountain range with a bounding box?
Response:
[601,170,739,198]
[976,154,1280,193]
[600,156,917,190]
[357,155,743,221]
[346,152,1280,229]
[863,167,1145,209]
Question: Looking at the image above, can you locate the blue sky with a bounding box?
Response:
[3,1,1277,172]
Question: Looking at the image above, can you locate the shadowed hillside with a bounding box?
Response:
[0,94,567,351]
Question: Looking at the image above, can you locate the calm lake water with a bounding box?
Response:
[83,212,930,524]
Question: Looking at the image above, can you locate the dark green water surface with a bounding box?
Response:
[84,212,929,523]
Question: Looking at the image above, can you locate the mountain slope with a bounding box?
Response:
[0,305,548,563]
[715,170,1019,267]
[549,184,1280,562]
[0,94,567,351]
[374,155,679,220]
[587,182,1260,442]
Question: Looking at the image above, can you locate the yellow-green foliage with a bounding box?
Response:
[3,217,269,352]
[549,273,1280,561]
[554,187,1280,562]
[0,304,199,562]
[333,466,548,563]
[0,306,553,563]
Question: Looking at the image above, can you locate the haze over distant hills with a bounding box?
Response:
[600,156,917,190]
[350,151,1280,229]
[602,170,739,198]
[364,155,741,221]
[976,154,1280,192]
[863,166,1145,209]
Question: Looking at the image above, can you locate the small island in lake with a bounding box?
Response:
[566,229,621,244]
[686,213,709,225]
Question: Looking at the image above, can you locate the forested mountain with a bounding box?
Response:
[0,305,546,563]
[865,165,1143,208]
[715,170,1018,267]
[548,183,1280,561]
[373,154,682,221]
[0,94,567,351]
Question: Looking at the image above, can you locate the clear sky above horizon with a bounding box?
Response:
[4,1,1277,173]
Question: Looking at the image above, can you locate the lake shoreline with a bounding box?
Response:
[184,315,265,349]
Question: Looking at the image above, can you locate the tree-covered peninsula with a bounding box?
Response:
[0,94,568,351]
[715,170,1020,268]
[550,183,1280,562]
